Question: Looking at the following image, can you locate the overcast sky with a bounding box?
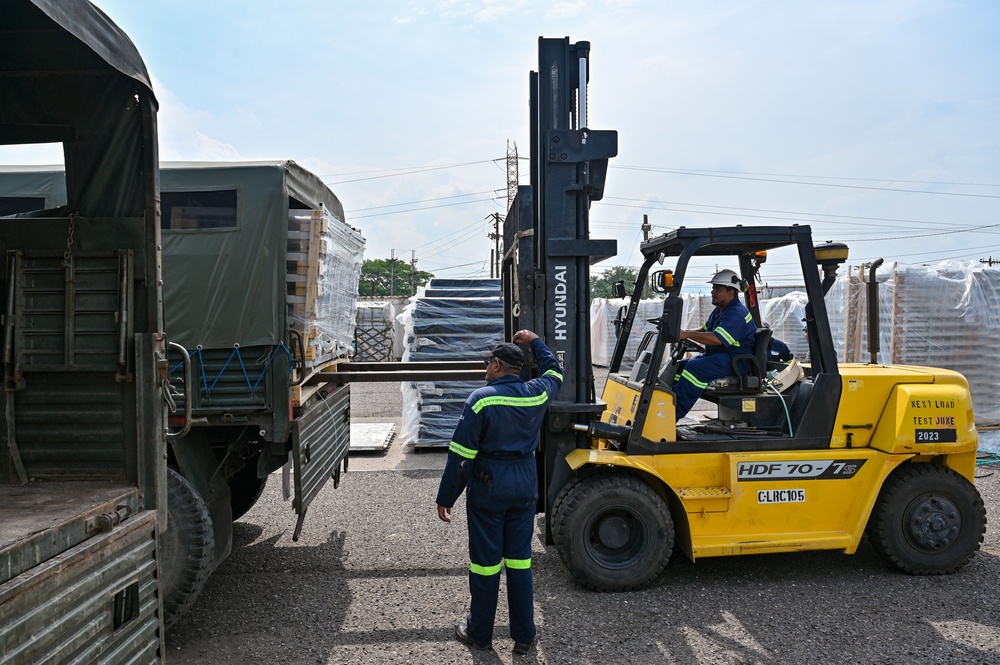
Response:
[5,1,998,286]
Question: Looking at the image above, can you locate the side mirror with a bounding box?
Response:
[612,280,627,299]
[650,269,673,294]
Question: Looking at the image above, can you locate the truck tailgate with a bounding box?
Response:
[291,384,351,518]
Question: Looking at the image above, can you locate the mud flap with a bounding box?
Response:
[290,384,350,541]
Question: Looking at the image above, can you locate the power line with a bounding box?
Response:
[345,190,496,213]
[613,166,1000,199]
[595,199,996,239]
[613,165,1000,188]
[321,159,496,184]
[600,196,983,230]
[349,195,498,219]
[840,221,1000,243]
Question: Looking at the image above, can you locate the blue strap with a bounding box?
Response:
[171,342,291,397]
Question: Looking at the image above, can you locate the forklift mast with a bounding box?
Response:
[502,37,618,535]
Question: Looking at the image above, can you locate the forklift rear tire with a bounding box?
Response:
[162,468,215,630]
[866,463,986,575]
[552,470,674,591]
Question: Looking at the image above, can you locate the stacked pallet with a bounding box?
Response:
[287,207,365,368]
[591,292,809,369]
[399,278,503,448]
[830,262,1000,422]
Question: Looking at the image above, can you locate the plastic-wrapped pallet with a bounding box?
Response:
[827,261,1000,423]
[399,278,503,448]
[590,294,716,369]
[760,291,810,361]
[287,205,366,366]
[591,292,809,369]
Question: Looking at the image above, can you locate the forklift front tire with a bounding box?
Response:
[866,463,986,575]
[552,470,674,591]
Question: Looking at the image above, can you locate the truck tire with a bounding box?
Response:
[229,459,269,521]
[162,468,215,630]
[866,463,986,575]
[552,470,673,591]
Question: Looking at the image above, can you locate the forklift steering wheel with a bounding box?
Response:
[671,338,704,360]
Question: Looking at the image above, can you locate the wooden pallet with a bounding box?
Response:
[291,356,348,407]
[286,209,326,321]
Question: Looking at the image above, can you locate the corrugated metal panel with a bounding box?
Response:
[6,251,132,479]
[14,374,127,477]
[169,345,271,412]
[0,484,140,586]
[15,252,124,370]
[291,384,350,514]
[0,511,162,665]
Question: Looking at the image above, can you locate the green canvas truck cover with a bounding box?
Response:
[0,161,354,349]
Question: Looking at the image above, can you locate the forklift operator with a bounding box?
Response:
[674,269,757,420]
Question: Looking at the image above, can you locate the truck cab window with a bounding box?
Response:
[162,189,237,230]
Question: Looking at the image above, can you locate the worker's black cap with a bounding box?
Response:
[482,342,524,367]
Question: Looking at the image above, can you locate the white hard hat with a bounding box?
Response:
[708,269,743,291]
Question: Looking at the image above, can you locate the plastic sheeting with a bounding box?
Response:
[591,293,808,369]
[592,261,999,423]
[826,261,1000,423]
[399,279,502,447]
[287,208,365,362]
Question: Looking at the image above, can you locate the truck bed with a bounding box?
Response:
[0,482,140,585]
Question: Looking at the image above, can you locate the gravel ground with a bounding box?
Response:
[167,375,1000,665]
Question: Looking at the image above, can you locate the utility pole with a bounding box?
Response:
[488,212,501,278]
[506,140,519,212]
[641,215,652,298]
[410,250,417,295]
[389,249,396,296]
[980,256,999,266]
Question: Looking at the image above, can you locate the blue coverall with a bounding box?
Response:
[768,336,793,362]
[435,337,563,646]
[673,298,756,420]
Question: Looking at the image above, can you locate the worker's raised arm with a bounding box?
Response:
[513,330,563,388]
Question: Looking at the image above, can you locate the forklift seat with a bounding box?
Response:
[705,327,772,394]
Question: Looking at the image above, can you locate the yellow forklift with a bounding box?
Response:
[503,38,986,592]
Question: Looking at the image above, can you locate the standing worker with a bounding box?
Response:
[674,269,757,419]
[436,329,563,654]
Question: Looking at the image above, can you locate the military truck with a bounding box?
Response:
[0,1,169,661]
[159,161,362,625]
[0,161,364,627]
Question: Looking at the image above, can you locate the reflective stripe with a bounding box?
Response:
[471,392,549,414]
[504,557,531,570]
[745,312,753,323]
[680,369,708,389]
[470,561,502,576]
[714,326,738,346]
[449,441,478,459]
[543,369,563,381]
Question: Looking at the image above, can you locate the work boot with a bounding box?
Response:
[513,629,538,655]
[454,620,492,650]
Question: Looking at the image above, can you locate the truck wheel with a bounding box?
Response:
[229,459,269,521]
[552,471,673,591]
[162,468,215,630]
[866,463,986,575]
